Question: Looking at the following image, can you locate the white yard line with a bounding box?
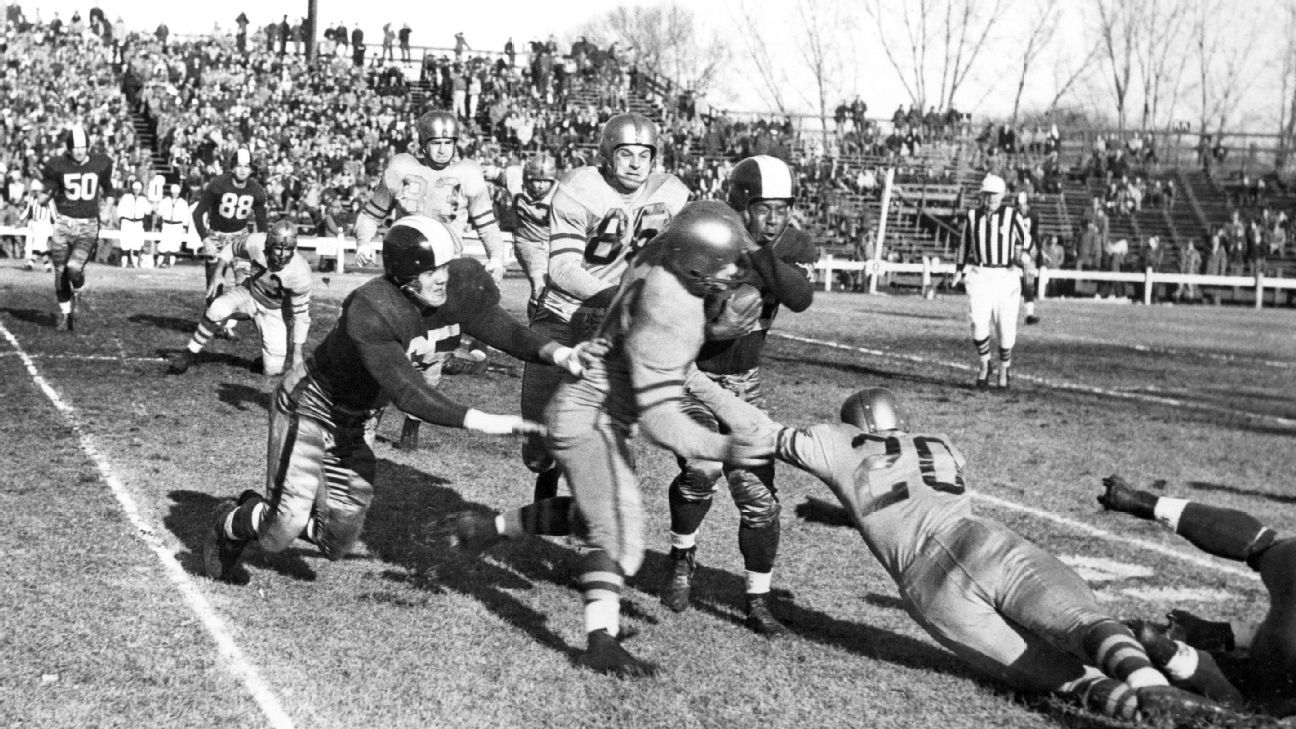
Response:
[0,321,298,729]
[0,351,165,363]
[971,491,1259,582]
[771,331,1296,428]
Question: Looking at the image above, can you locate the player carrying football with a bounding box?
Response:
[167,220,312,377]
[201,215,587,585]
[659,155,818,635]
[440,202,775,678]
[520,112,689,502]
[40,125,114,332]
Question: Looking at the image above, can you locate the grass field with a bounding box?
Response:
[2,259,1294,729]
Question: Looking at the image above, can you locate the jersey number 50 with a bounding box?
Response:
[218,193,255,220]
[62,173,99,201]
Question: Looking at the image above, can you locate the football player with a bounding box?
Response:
[442,202,776,678]
[40,125,114,332]
[168,220,312,377]
[354,110,512,449]
[704,387,1230,722]
[512,152,559,312]
[354,110,508,281]
[659,156,818,635]
[1016,192,1042,325]
[193,147,270,287]
[201,215,586,585]
[521,112,689,502]
[1099,475,1296,712]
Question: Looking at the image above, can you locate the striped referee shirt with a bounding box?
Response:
[956,204,1032,270]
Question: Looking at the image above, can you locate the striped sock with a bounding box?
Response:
[1082,620,1168,689]
[189,316,219,353]
[578,549,624,637]
[1061,669,1139,720]
[998,346,1013,368]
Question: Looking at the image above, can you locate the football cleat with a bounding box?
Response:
[998,367,1011,390]
[54,313,73,332]
[1166,609,1236,652]
[1097,475,1157,520]
[1025,315,1041,325]
[660,546,697,613]
[435,511,505,554]
[975,366,992,390]
[395,418,421,451]
[1135,685,1236,724]
[1124,619,1179,666]
[443,349,489,376]
[23,260,34,271]
[578,629,659,678]
[168,350,195,375]
[202,499,251,584]
[744,594,789,637]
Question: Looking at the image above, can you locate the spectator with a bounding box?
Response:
[381,23,395,62]
[399,23,411,62]
[156,22,169,53]
[1175,238,1202,303]
[454,31,470,63]
[504,37,516,67]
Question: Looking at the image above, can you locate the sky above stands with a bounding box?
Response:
[17,0,1291,132]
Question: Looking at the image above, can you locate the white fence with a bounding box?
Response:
[814,254,1296,309]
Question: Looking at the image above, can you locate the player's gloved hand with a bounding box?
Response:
[582,286,618,310]
[549,346,584,377]
[463,409,547,436]
[484,257,507,284]
[354,242,376,268]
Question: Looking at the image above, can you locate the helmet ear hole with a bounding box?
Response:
[840,388,909,433]
[599,113,658,169]
[382,214,459,283]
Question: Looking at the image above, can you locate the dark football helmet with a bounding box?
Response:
[383,214,459,283]
[264,220,298,271]
[728,155,797,211]
[840,388,910,433]
[523,152,557,199]
[598,113,657,168]
[657,201,752,296]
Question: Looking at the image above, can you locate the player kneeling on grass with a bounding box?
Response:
[202,215,588,585]
[169,220,311,376]
[1100,475,1296,716]
[662,385,1235,723]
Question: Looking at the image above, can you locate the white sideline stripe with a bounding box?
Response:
[971,491,1259,582]
[0,321,298,729]
[771,331,1296,428]
[0,351,165,363]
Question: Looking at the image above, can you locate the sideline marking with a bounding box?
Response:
[972,490,1259,583]
[0,351,165,363]
[771,330,1296,428]
[0,321,298,729]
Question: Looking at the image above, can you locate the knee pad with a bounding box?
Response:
[65,262,85,289]
[730,470,780,528]
[522,436,554,474]
[676,463,722,502]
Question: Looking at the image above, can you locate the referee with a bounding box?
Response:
[950,174,1032,389]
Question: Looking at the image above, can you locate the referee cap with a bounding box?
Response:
[980,174,1006,195]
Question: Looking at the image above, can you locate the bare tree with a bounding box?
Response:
[1094,0,1139,134]
[1009,0,1059,127]
[1191,0,1260,136]
[1045,39,1103,116]
[581,3,729,95]
[730,0,790,115]
[1134,0,1189,132]
[792,0,854,137]
[1279,3,1296,171]
[863,0,1005,113]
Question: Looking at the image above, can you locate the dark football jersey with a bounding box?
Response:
[304,259,553,425]
[42,153,114,219]
[192,174,269,238]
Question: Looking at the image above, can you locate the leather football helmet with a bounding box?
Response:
[264,220,298,271]
[657,200,752,296]
[383,214,459,283]
[598,113,657,168]
[66,125,89,163]
[728,155,797,211]
[523,152,557,198]
[229,147,254,181]
[416,110,459,144]
[840,388,910,433]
